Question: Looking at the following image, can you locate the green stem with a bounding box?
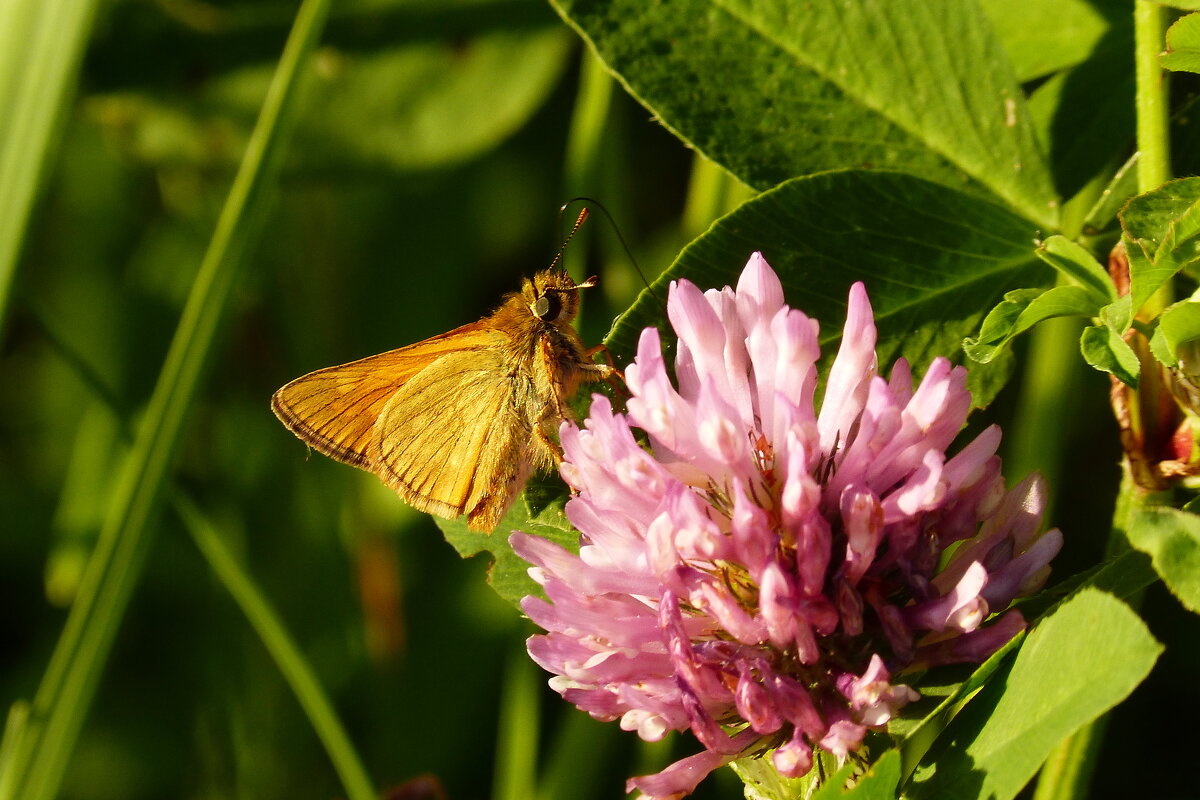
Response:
[1032,467,1169,800]
[0,2,330,798]
[493,644,541,800]
[1003,315,1081,512]
[174,494,375,800]
[1134,0,1170,193]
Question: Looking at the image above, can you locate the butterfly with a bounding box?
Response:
[271,268,615,532]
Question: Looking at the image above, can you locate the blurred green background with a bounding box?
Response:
[0,0,733,797]
[3,1,1198,799]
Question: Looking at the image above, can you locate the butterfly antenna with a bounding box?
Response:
[548,207,590,272]
[558,196,664,312]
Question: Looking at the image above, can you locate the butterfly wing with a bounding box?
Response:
[270,323,506,469]
[370,345,537,531]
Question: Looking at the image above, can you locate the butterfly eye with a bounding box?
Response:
[534,293,562,321]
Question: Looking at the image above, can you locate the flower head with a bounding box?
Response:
[512,254,1062,799]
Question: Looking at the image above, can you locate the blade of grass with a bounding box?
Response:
[536,708,620,800]
[26,292,376,800]
[173,494,376,800]
[0,1,332,797]
[681,153,755,240]
[0,0,103,335]
[564,47,614,197]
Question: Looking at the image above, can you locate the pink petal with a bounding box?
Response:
[817,282,878,457]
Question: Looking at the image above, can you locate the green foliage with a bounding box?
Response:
[1080,322,1141,387]
[1,4,333,800]
[1148,299,1200,367]
[4,1,1200,799]
[608,170,1045,406]
[733,750,902,800]
[1034,236,1117,306]
[1161,12,1200,74]
[812,751,902,800]
[1121,177,1200,313]
[964,286,1102,364]
[980,0,1116,83]
[436,483,579,609]
[908,590,1161,800]
[96,21,572,174]
[966,177,1200,387]
[0,0,103,331]
[1127,508,1200,613]
[551,0,1057,227]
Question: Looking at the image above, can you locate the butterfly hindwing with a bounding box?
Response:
[370,345,536,529]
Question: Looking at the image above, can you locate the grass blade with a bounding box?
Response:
[27,292,376,800]
[174,493,376,800]
[0,0,332,797]
[0,0,102,334]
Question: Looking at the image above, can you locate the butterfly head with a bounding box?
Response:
[524,270,597,327]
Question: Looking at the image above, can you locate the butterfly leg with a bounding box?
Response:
[584,344,628,401]
[533,420,566,466]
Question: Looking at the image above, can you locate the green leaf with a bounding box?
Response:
[895,630,1026,781]
[964,285,1100,363]
[1148,300,1200,367]
[552,0,1058,228]
[899,548,1158,782]
[1019,7,1133,205]
[1035,236,1114,304]
[1161,12,1200,73]
[814,751,901,800]
[1099,291,1133,333]
[1121,178,1200,313]
[1015,550,1158,622]
[1079,323,1140,386]
[436,485,578,609]
[607,170,1047,408]
[964,289,1045,364]
[732,748,899,800]
[1121,177,1200,245]
[1149,322,1174,366]
[93,15,570,174]
[1127,507,1200,613]
[1081,152,1139,233]
[909,589,1162,800]
[1020,286,1101,331]
[1157,201,1200,272]
[732,755,814,800]
[979,0,1115,82]
[1124,238,1173,322]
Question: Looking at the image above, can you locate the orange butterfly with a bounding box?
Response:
[272,268,615,531]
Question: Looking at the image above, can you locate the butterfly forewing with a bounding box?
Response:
[270,323,506,469]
